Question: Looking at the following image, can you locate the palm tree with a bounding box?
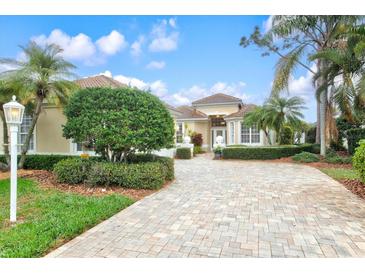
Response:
[310,24,365,124]
[243,96,306,145]
[241,15,363,155]
[264,96,306,144]
[243,106,273,144]
[0,42,77,168]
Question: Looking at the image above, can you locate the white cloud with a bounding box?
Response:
[263,15,274,33]
[31,29,128,66]
[146,60,166,70]
[130,35,145,57]
[162,81,250,106]
[148,18,179,52]
[287,64,317,102]
[96,30,127,55]
[0,64,17,73]
[169,18,177,28]
[99,71,251,110]
[32,29,96,61]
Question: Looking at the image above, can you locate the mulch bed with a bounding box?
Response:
[338,179,365,200]
[0,169,172,201]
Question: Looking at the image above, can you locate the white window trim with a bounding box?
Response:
[18,114,36,154]
[176,121,184,144]
[239,122,261,145]
[229,121,235,144]
[69,140,96,156]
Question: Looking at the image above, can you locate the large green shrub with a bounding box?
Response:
[87,162,164,189]
[63,87,175,162]
[353,140,365,182]
[53,155,173,189]
[292,152,320,163]
[126,154,174,181]
[346,128,365,154]
[53,158,91,184]
[222,144,315,160]
[176,147,192,159]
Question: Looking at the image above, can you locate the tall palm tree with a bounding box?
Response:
[241,15,362,155]
[0,42,77,168]
[310,24,365,124]
[264,96,306,144]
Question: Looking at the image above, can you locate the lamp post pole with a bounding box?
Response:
[3,95,25,224]
[9,124,18,222]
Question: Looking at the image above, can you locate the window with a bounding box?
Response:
[19,114,34,152]
[240,122,260,144]
[251,125,260,143]
[229,122,235,144]
[176,122,184,143]
[211,116,226,127]
[240,123,250,143]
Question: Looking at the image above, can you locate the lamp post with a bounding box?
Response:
[3,95,25,223]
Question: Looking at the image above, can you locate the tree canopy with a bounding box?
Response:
[63,87,175,162]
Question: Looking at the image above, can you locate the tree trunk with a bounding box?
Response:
[18,96,43,169]
[316,99,320,144]
[0,110,10,168]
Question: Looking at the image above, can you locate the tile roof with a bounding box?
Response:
[224,104,257,119]
[192,93,243,105]
[74,75,127,89]
[176,106,208,119]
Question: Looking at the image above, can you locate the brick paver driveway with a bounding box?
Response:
[47,155,365,258]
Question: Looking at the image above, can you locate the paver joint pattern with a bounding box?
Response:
[47,154,365,258]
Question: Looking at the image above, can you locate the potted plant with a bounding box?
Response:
[213,145,223,160]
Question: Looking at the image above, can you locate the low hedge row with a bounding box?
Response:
[176,147,192,159]
[222,144,316,160]
[53,154,174,189]
[0,154,90,171]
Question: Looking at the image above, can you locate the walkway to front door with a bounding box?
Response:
[47,154,365,257]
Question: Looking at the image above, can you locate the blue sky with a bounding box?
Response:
[0,16,316,122]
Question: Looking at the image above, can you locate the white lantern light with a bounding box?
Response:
[3,95,25,125]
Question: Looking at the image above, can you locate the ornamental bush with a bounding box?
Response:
[53,154,173,189]
[222,144,315,160]
[176,147,192,159]
[63,87,175,162]
[292,152,320,163]
[191,132,203,147]
[53,158,91,184]
[346,128,365,154]
[87,162,164,189]
[353,140,365,182]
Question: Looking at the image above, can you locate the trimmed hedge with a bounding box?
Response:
[222,144,316,160]
[53,154,174,189]
[346,128,365,155]
[292,152,320,163]
[86,162,164,189]
[176,147,192,159]
[53,158,91,184]
[0,154,83,171]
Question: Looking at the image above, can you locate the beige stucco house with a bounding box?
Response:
[175,93,272,150]
[0,75,271,156]
[0,75,181,156]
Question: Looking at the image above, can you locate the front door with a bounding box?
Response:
[211,128,227,148]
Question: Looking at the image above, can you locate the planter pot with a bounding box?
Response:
[214,151,222,160]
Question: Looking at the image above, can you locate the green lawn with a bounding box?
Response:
[0,178,133,258]
[319,168,361,181]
